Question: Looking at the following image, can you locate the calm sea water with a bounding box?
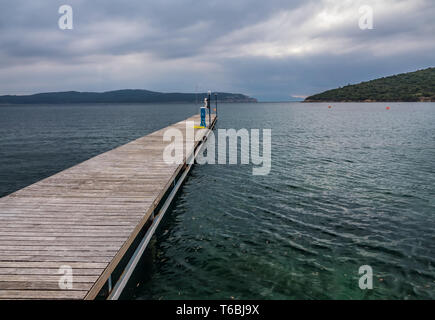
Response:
[1,102,434,299]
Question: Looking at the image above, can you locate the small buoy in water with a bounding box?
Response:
[213,108,216,112]
[386,106,390,110]
[328,105,332,109]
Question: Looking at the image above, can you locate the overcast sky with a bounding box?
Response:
[0,0,434,101]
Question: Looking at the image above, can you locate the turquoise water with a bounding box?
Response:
[1,102,434,299]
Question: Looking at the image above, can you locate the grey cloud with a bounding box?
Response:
[0,0,434,99]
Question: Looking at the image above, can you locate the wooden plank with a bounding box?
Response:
[0,234,127,240]
[0,281,93,290]
[0,114,216,300]
[0,231,131,237]
[0,275,98,282]
[0,262,107,269]
[0,268,103,276]
[0,245,123,251]
[0,256,114,263]
[0,250,117,257]
[0,221,138,226]
[0,290,87,300]
[0,226,133,232]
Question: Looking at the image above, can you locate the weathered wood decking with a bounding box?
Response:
[0,114,216,300]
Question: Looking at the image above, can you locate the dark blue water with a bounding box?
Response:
[1,102,434,299]
[0,103,198,197]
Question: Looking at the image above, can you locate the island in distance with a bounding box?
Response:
[305,67,435,103]
[0,89,258,104]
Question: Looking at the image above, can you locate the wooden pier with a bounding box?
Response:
[0,114,216,300]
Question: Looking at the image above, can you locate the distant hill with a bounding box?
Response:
[0,89,257,104]
[305,68,435,102]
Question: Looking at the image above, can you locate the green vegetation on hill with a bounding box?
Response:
[305,68,435,102]
[0,89,257,104]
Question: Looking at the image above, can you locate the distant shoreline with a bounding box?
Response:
[304,68,435,103]
[0,101,257,106]
[0,89,258,105]
[3,100,435,106]
[303,99,435,103]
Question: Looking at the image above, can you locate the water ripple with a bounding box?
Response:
[1,102,434,299]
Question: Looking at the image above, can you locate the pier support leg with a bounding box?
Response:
[108,275,112,293]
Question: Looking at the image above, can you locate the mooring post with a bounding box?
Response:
[207,90,211,127]
[215,93,218,118]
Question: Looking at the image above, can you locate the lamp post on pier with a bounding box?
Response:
[207,90,211,126]
[214,93,218,118]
